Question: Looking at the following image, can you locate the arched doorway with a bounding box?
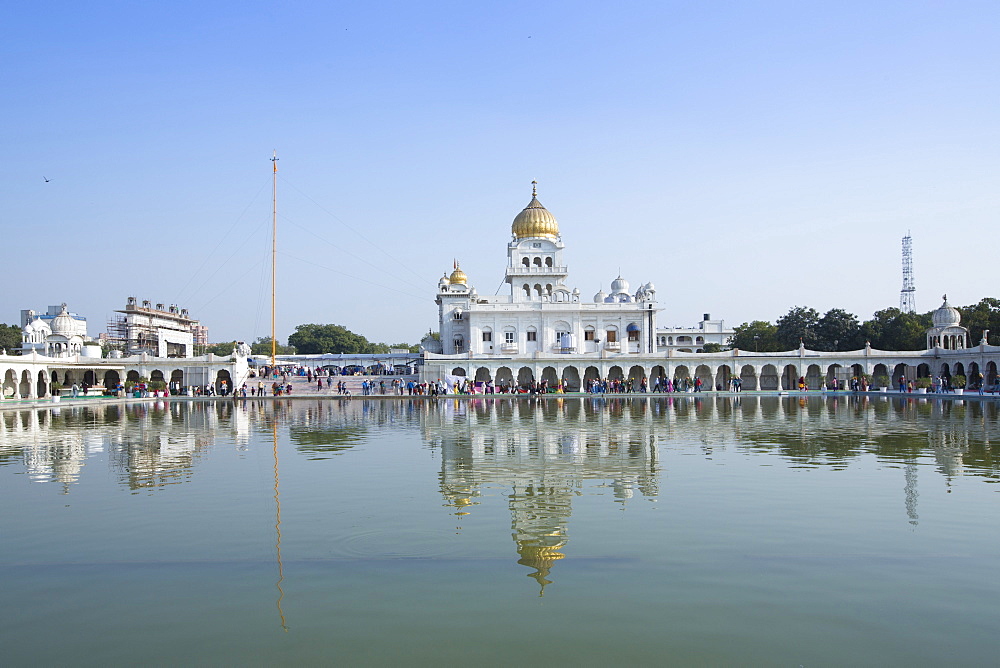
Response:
[969,362,982,389]
[628,365,644,390]
[562,366,580,392]
[19,370,32,398]
[694,365,712,390]
[715,365,732,391]
[104,370,120,392]
[36,371,48,397]
[781,365,798,390]
[583,366,600,390]
[451,367,467,376]
[806,364,822,390]
[892,364,907,389]
[740,364,757,390]
[215,369,233,395]
[3,369,17,398]
[871,363,888,388]
[170,369,184,394]
[760,364,779,391]
[516,367,534,388]
[496,367,514,389]
[474,367,491,383]
[541,366,558,390]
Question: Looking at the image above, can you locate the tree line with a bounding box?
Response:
[203,323,421,356]
[728,298,1000,352]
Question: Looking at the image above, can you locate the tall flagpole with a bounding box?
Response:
[270,151,278,367]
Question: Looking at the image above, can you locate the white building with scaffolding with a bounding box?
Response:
[106,298,201,358]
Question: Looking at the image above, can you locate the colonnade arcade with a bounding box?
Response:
[2,362,240,400]
[445,356,1000,392]
[2,364,125,400]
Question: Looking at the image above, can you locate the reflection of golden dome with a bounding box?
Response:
[449,265,468,285]
[512,182,559,240]
[516,540,566,597]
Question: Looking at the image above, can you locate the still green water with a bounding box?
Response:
[1,396,998,666]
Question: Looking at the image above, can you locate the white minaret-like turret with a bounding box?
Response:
[505,181,570,302]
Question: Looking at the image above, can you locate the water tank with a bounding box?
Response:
[81,344,102,358]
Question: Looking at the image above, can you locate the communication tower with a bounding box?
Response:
[900,233,916,313]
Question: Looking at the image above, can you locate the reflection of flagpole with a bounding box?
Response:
[273,411,288,631]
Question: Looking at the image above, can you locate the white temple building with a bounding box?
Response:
[423,184,732,387]
[431,183,732,358]
[20,304,95,358]
[420,185,1000,392]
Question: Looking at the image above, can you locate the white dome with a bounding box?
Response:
[932,295,961,328]
[610,275,629,294]
[593,289,607,303]
[51,304,75,336]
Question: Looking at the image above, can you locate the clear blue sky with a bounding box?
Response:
[4,1,999,344]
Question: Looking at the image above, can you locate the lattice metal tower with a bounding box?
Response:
[900,233,916,313]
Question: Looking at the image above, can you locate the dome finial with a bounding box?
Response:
[531,180,537,197]
[943,294,948,302]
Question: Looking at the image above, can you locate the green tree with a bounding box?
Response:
[729,320,780,352]
[814,309,863,351]
[287,324,375,355]
[700,342,726,353]
[0,324,21,354]
[775,306,820,349]
[860,308,931,351]
[957,297,1000,345]
[206,340,239,356]
[250,336,296,355]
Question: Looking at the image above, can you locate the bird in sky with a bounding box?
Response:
[43,176,50,182]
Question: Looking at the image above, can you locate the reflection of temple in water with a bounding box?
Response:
[0,401,257,492]
[419,395,1000,590]
[422,397,662,594]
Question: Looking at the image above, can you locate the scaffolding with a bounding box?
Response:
[105,297,198,357]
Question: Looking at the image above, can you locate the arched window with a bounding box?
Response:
[545,257,553,267]
[521,257,530,267]
[523,284,531,298]
[526,326,537,342]
[533,257,542,267]
[453,336,464,352]
[534,284,543,296]
[668,336,673,345]
[482,327,492,343]
[584,326,596,342]
[627,323,640,342]
[696,336,704,344]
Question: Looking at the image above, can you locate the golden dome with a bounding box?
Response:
[512,181,559,240]
[449,264,468,285]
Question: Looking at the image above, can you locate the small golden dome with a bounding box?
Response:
[449,264,468,285]
[512,181,559,240]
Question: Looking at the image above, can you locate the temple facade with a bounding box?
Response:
[422,185,1000,392]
